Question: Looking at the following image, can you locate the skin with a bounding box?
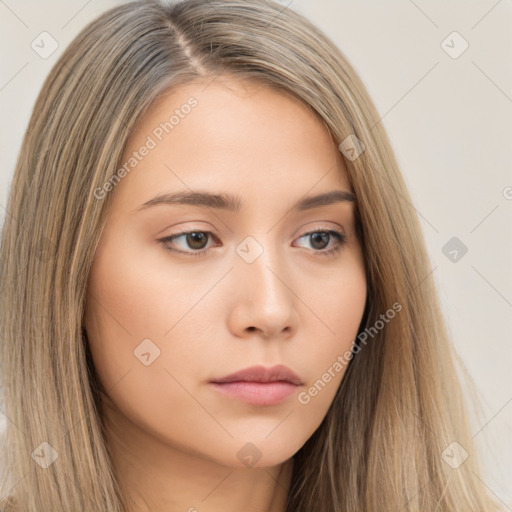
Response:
[84,76,367,512]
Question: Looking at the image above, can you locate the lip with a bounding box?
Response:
[211,364,303,385]
[209,365,303,406]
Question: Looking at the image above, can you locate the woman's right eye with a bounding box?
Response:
[158,230,219,258]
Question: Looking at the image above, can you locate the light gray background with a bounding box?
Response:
[1,0,511,508]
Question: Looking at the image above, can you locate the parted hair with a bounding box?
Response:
[0,0,498,510]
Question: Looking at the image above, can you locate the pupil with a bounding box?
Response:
[188,232,207,249]
[311,232,328,250]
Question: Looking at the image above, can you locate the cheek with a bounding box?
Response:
[312,245,367,342]
[297,252,367,408]
[84,227,199,349]
[83,230,173,390]
[83,231,226,434]
[83,239,211,451]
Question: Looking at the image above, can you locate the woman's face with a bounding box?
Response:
[84,77,367,468]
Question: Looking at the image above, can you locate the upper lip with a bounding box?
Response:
[210,364,303,386]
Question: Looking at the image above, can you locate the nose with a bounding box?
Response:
[227,242,298,340]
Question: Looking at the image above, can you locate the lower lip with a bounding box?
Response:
[209,381,299,406]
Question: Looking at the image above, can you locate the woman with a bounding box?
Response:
[0,0,499,510]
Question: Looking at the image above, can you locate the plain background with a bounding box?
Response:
[1,0,511,507]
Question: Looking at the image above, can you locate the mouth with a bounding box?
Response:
[209,364,303,406]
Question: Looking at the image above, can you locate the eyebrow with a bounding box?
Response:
[136,189,356,213]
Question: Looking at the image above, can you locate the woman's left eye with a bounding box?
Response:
[158,229,347,258]
[293,230,347,256]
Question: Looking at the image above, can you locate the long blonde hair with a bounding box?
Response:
[0,0,499,510]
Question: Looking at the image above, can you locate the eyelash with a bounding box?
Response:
[158,228,348,259]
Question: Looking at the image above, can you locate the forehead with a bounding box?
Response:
[113,76,352,210]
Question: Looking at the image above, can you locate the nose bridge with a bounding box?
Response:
[236,234,284,294]
[233,233,296,334]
